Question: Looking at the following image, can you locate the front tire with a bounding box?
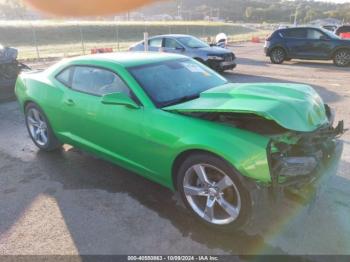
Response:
[270,48,286,64]
[25,103,62,151]
[333,49,350,67]
[177,153,251,230]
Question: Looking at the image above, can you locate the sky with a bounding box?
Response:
[317,0,350,2]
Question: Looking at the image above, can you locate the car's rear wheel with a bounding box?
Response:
[270,48,286,64]
[333,49,350,67]
[25,103,61,151]
[177,153,250,230]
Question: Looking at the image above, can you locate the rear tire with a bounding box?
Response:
[333,49,350,67]
[270,48,286,64]
[25,103,62,151]
[177,153,251,230]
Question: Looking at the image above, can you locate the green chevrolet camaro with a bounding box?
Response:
[15,52,344,229]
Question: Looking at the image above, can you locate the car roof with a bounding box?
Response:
[150,34,191,38]
[63,52,186,68]
[279,26,323,31]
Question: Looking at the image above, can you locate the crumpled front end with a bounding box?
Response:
[242,112,345,234]
[267,117,345,189]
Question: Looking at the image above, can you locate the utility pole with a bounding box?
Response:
[177,0,182,18]
[294,6,299,26]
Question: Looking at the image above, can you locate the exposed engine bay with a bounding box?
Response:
[183,104,345,186]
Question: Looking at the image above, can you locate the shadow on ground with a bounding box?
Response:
[236,56,349,71]
[0,138,346,257]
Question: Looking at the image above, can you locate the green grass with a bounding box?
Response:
[0,21,268,60]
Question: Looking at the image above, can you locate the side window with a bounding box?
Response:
[307,29,324,40]
[71,66,131,96]
[149,38,162,48]
[164,38,182,49]
[56,67,71,86]
[284,29,307,39]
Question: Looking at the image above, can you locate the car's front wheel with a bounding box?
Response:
[333,49,350,67]
[270,48,286,64]
[25,103,62,151]
[177,153,250,230]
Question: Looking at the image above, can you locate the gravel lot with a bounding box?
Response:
[0,42,349,257]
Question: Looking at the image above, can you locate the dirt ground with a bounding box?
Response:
[0,42,349,257]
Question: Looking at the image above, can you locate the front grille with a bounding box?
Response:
[223,53,233,62]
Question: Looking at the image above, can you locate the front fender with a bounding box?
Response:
[172,126,271,183]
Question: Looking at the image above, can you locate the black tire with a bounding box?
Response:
[333,49,350,67]
[177,152,251,230]
[270,47,286,64]
[25,103,62,151]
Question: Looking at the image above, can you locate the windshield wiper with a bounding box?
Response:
[160,94,200,107]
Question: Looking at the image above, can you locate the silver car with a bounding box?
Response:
[129,34,236,72]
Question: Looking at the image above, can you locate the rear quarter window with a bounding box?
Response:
[56,67,71,86]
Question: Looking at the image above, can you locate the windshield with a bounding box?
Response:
[128,59,228,107]
[177,36,209,48]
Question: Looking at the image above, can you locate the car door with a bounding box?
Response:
[57,65,150,172]
[283,28,308,58]
[148,37,163,52]
[305,28,334,59]
[162,37,185,54]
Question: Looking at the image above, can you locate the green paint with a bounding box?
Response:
[15,53,330,190]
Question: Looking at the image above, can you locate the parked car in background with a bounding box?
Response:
[322,25,337,32]
[129,34,236,72]
[264,27,350,67]
[15,52,344,230]
[335,25,350,39]
[0,45,30,101]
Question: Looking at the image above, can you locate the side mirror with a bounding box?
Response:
[101,92,139,109]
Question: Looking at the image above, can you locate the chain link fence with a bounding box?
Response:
[0,21,265,61]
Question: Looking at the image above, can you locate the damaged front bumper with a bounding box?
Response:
[268,120,345,188]
[206,54,237,71]
[241,117,345,233]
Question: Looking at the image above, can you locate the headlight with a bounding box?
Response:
[207,55,224,61]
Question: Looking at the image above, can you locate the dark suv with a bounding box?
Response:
[264,27,350,67]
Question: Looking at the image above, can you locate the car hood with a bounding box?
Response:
[196,46,232,54]
[163,83,329,132]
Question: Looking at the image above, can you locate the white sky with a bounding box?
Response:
[316,0,350,2]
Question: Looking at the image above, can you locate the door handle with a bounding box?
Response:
[64,98,75,106]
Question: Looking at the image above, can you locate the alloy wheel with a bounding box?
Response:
[335,50,350,66]
[26,108,48,146]
[183,164,241,225]
[271,48,285,64]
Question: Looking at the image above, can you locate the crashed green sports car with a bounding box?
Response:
[15,52,344,229]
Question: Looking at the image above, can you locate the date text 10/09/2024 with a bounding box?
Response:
[127,256,219,261]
